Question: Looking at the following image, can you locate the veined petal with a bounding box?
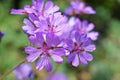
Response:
[68,53,76,64]
[28,14,38,22]
[87,32,99,41]
[22,19,35,34]
[36,32,44,46]
[24,5,34,13]
[45,59,52,72]
[36,56,45,71]
[82,38,92,47]
[46,6,59,14]
[23,18,34,28]
[26,52,40,62]
[84,44,96,52]
[36,0,44,12]
[29,33,44,47]
[79,53,88,66]
[45,1,53,10]
[50,48,66,56]
[75,31,81,43]
[10,9,25,15]
[46,34,61,47]
[51,54,63,64]
[25,46,38,54]
[65,39,74,50]
[72,54,79,67]
[37,55,52,72]
[75,31,87,44]
[82,52,93,61]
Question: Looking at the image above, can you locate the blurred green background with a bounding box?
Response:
[0,0,120,80]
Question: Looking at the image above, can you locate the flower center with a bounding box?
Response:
[74,43,84,52]
[41,44,49,53]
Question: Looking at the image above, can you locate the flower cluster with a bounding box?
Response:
[11,0,98,72]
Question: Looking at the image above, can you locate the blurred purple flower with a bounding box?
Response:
[64,1,96,15]
[45,72,68,80]
[69,17,99,41]
[0,32,4,40]
[13,63,34,80]
[11,0,59,17]
[65,32,96,67]
[25,32,65,72]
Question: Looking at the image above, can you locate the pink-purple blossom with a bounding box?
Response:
[64,1,96,15]
[65,32,96,67]
[13,63,34,80]
[25,32,65,72]
[69,17,99,41]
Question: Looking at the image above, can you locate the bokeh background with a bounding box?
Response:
[0,0,120,80]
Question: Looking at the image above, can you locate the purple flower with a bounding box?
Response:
[25,32,65,72]
[22,12,68,37]
[11,0,59,17]
[65,32,96,67]
[45,72,68,80]
[64,1,96,15]
[69,17,99,41]
[34,13,68,36]
[0,32,4,40]
[13,63,34,80]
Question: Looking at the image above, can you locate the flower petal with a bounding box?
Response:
[10,9,25,15]
[65,39,74,50]
[45,59,52,72]
[46,34,61,47]
[87,32,99,41]
[36,55,46,71]
[51,54,63,64]
[29,33,44,46]
[84,44,96,52]
[84,6,96,14]
[51,48,66,56]
[72,54,79,67]
[79,53,88,66]
[68,53,76,64]
[26,52,40,62]
[83,52,93,61]
[45,1,53,10]
[86,23,95,32]
[75,31,87,44]
[35,0,44,12]
[82,38,92,47]
[46,6,59,14]
[25,46,38,54]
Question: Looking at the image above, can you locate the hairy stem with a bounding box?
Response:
[0,60,27,80]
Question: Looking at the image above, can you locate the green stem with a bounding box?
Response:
[52,64,60,74]
[0,60,26,80]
